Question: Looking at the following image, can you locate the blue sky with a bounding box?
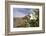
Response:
[13,8,33,17]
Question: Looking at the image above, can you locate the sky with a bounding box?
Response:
[13,8,36,17]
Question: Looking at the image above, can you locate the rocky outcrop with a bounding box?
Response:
[13,15,31,27]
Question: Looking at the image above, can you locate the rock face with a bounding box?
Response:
[13,15,31,27]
